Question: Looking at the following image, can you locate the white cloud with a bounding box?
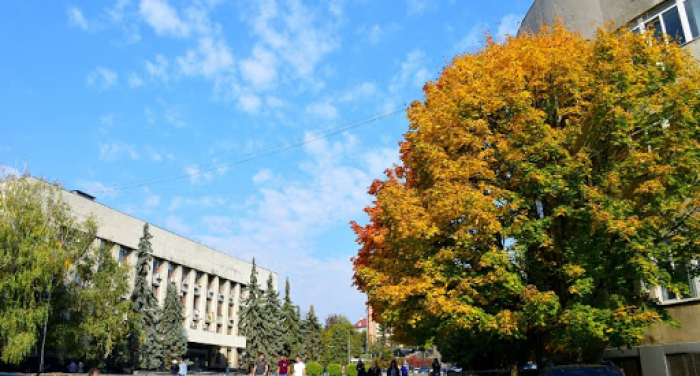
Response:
[68,6,89,30]
[455,23,488,52]
[197,133,399,320]
[340,82,377,102]
[169,195,226,211]
[306,101,338,120]
[144,193,161,207]
[145,107,156,124]
[177,37,234,78]
[128,73,144,88]
[497,14,523,41]
[184,164,213,185]
[240,45,277,89]
[389,49,431,95]
[407,0,431,16]
[139,0,190,37]
[86,67,118,90]
[165,215,191,234]
[358,23,400,46]
[145,55,170,82]
[266,96,286,108]
[252,169,273,184]
[75,180,119,199]
[238,93,261,113]
[201,215,233,234]
[0,164,22,179]
[163,105,186,127]
[99,142,140,161]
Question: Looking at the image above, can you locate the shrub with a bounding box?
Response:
[327,363,343,376]
[307,362,323,376]
[346,365,358,376]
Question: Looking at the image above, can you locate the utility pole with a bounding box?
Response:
[348,338,351,365]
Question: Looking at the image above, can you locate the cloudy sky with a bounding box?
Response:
[0,0,532,321]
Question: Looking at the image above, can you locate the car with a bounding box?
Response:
[539,363,624,376]
[447,366,462,373]
[417,366,430,374]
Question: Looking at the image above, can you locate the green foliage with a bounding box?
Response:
[130,224,162,370]
[160,282,188,368]
[301,306,323,362]
[261,274,283,365]
[0,178,97,364]
[322,317,365,365]
[281,279,301,357]
[346,364,358,376]
[327,364,343,376]
[239,260,266,365]
[306,361,323,376]
[49,239,134,369]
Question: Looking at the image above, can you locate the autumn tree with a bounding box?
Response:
[352,25,700,369]
[0,178,97,365]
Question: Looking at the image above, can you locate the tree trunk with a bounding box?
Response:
[510,363,519,376]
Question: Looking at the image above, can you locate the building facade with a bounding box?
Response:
[520,1,700,375]
[63,189,277,371]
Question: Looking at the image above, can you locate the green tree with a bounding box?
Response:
[49,239,134,370]
[130,224,162,370]
[327,363,343,376]
[300,306,323,362]
[306,361,323,376]
[0,178,97,365]
[322,316,360,365]
[280,279,301,357]
[352,25,700,368]
[261,274,282,366]
[160,281,188,367]
[239,259,265,366]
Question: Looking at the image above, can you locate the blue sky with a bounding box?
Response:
[0,0,532,322]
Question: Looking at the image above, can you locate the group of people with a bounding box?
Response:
[66,361,100,376]
[170,357,189,376]
[252,354,307,376]
[356,359,410,376]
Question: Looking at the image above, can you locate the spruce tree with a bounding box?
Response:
[261,274,282,366]
[300,305,323,362]
[130,224,163,370]
[239,259,266,366]
[160,281,188,367]
[280,279,301,357]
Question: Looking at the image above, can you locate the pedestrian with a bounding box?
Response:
[253,353,268,376]
[171,360,179,375]
[88,368,99,376]
[431,359,440,376]
[401,363,408,376]
[68,361,78,373]
[226,364,231,376]
[368,362,381,376]
[388,360,400,376]
[293,356,306,376]
[78,362,84,373]
[278,354,290,376]
[356,360,366,376]
[179,358,188,376]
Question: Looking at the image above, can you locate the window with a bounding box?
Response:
[660,261,699,302]
[168,263,176,278]
[118,246,129,266]
[632,0,700,44]
[182,267,190,283]
[153,258,161,274]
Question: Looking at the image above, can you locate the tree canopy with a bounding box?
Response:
[160,282,187,367]
[352,25,700,365]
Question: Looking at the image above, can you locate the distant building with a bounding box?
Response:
[354,317,368,333]
[59,186,278,370]
[520,2,700,375]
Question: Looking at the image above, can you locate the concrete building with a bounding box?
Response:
[520,1,700,375]
[519,0,700,60]
[63,189,277,371]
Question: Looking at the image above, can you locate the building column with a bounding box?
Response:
[184,269,196,329]
[639,345,669,376]
[157,260,169,303]
[233,282,242,336]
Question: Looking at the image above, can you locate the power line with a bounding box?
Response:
[94,105,406,193]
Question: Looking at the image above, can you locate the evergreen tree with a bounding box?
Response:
[160,282,188,367]
[130,224,162,370]
[300,306,323,362]
[239,259,265,366]
[280,279,300,357]
[261,274,282,366]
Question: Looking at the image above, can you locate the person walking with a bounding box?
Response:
[368,362,381,376]
[68,361,78,373]
[401,363,408,376]
[179,358,188,376]
[253,354,269,376]
[356,360,366,376]
[431,359,440,376]
[78,362,84,373]
[387,360,400,376]
[171,360,179,375]
[278,355,290,376]
[294,356,306,376]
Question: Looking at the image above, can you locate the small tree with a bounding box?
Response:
[300,306,323,361]
[130,224,162,370]
[280,279,301,357]
[161,282,188,367]
[327,364,343,376]
[239,259,265,365]
[306,362,323,376]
